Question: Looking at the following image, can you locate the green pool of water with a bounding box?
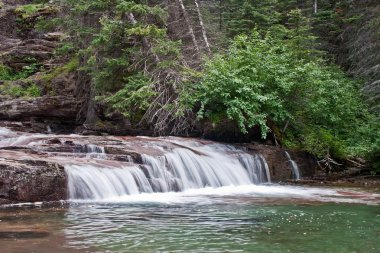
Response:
[0,186,379,253]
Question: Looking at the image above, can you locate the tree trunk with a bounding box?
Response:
[314,0,318,14]
[219,0,222,30]
[194,0,212,56]
[177,0,201,56]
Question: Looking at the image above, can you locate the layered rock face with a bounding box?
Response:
[0,1,59,70]
[0,0,81,132]
[0,96,80,120]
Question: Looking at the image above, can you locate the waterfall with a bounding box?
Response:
[85,144,106,159]
[66,164,153,199]
[238,154,271,184]
[285,151,301,180]
[65,142,272,200]
[0,128,273,200]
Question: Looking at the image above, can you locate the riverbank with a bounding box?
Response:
[285,176,380,188]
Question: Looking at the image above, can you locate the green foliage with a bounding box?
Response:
[76,1,173,93]
[0,64,38,81]
[55,42,75,56]
[15,4,44,19]
[14,3,57,37]
[0,65,12,80]
[223,0,281,37]
[116,1,167,21]
[300,127,348,160]
[0,82,41,98]
[41,58,79,86]
[35,16,63,32]
[286,9,321,59]
[31,0,377,165]
[100,74,156,121]
[58,0,182,122]
[24,83,41,97]
[182,26,378,159]
[368,139,380,173]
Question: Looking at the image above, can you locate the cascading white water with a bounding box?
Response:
[285,151,301,180]
[66,164,153,199]
[85,144,105,154]
[84,144,107,159]
[238,154,271,184]
[65,142,272,200]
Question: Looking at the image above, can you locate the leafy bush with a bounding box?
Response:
[182,28,378,159]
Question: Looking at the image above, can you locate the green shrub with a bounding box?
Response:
[181,29,378,160]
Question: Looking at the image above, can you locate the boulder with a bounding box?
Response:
[0,158,66,202]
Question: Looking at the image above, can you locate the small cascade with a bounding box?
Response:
[85,144,105,154]
[238,154,271,184]
[47,125,52,134]
[66,164,153,199]
[65,142,272,200]
[285,151,301,180]
[82,144,107,159]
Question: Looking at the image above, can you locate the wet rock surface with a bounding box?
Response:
[0,158,66,202]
